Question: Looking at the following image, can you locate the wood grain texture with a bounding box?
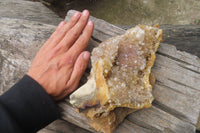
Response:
[0,8,200,133]
[0,0,62,25]
[0,16,91,133]
[0,17,56,94]
[38,119,91,133]
[62,10,200,133]
[160,25,200,58]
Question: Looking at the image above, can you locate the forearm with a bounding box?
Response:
[0,10,93,133]
[0,75,60,133]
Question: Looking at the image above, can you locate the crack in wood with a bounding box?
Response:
[91,36,102,43]
[157,51,200,68]
[152,100,192,125]
[155,80,185,95]
[44,128,64,133]
[178,63,200,74]
[126,117,163,133]
[168,78,200,91]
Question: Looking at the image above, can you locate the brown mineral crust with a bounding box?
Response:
[70,25,162,133]
[88,107,135,133]
[83,73,156,133]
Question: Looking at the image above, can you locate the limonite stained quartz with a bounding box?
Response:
[70,25,162,133]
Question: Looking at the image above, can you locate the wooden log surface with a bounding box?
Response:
[0,9,200,133]
[160,25,200,58]
[61,10,200,133]
[0,0,62,25]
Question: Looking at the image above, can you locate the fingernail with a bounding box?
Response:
[82,10,89,16]
[87,21,93,26]
[58,21,65,27]
[73,11,80,18]
[83,52,90,60]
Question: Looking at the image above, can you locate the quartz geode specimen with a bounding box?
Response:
[70,25,162,133]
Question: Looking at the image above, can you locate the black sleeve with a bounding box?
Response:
[0,75,61,133]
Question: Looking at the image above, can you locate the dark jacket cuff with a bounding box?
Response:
[0,75,60,132]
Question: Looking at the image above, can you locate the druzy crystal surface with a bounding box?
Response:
[70,25,162,133]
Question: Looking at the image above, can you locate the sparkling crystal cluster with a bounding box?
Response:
[70,25,162,133]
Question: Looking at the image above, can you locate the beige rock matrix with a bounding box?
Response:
[70,25,162,133]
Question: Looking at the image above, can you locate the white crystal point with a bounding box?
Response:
[70,77,97,109]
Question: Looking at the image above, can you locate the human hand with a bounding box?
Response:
[28,10,94,101]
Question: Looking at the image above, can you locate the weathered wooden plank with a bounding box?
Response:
[127,106,195,133]
[115,119,152,133]
[58,101,94,132]
[0,17,91,133]
[152,45,200,124]
[38,119,91,133]
[0,9,200,133]
[0,17,56,94]
[64,10,200,132]
[59,101,154,133]
[160,25,200,58]
[0,0,62,25]
[156,43,200,70]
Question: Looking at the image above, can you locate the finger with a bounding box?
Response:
[67,21,94,59]
[59,20,93,71]
[55,51,90,100]
[42,12,81,51]
[56,10,90,53]
[67,51,90,89]
[53,85,74,101]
